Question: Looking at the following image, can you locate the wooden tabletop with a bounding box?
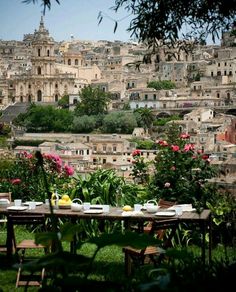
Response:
[0,204,211,223]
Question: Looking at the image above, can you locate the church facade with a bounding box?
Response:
[5,17,76,105]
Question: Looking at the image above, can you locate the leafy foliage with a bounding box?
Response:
[148,124,218,207]
[75,86,111,116]
[14,104,74,132]
[147,80,176,90]
[102,111,137,133]
[72,115,97,133]
[112,0,236,47]
[58,94,69,109]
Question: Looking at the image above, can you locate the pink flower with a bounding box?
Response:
[180,133,190,139]
[170,166,176,171]
[158,140,168,147]
[164,182,171,188]
[171,145,180,152]
[11,178,21,185]
[132,149,141,157]
[184,144,195,152]
[64,164,74,176]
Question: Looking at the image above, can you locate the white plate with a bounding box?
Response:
[23,201,43,206]
[168,204,196,212]
[7,206,28,211]
[84,209,103,214]
[155,211,176,217]
[90,204,103,209]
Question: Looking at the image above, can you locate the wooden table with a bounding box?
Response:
[0,204,212,264]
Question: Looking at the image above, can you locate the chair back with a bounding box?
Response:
[0,192,12,202]
[7,214,46,251]
[158,199,176,209]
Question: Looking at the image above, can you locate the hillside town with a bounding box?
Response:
[0,17,235,194]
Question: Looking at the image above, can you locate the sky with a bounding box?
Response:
[0,0,133,42]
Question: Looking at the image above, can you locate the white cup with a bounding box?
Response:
[14,199,22,206]
[175,206,183,216]
[83,202,90,211]
[103,205,110,213]
[28,201,36,210]
[134,204,142,212]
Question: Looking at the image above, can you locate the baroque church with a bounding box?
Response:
[8,17,75,104]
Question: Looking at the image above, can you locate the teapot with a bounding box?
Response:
[145,199,159,213]
[71,198,83,212]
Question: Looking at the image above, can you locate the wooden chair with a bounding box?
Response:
[123,218,179,276]
[7,214,49,287]
[123,199,178,276]
[0,192,12,253]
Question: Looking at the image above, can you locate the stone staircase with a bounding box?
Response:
[0,102,30,124]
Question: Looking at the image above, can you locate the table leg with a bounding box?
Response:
[208,215,212,264]
[201,221,206,266]
[6,217,13,257]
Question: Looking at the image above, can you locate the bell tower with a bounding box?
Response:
[31,16,56,77]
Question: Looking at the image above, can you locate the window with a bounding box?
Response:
[153,94,156,100]
[68,59,71,65]
[37,67,41,75]
[217,93,220,98]
[37,90,42,102]
[102,159,106,164]
[55,84,58,88]
[112,145,117,152]
[38,49,41,57]
[20,96,23,102]
[145,94,148,100]
[93,145,97,152]
[47,50,50,57]
[75,59,78,65]
[211,72,213,76]
[28,95,32,102]
[55,94,58,102]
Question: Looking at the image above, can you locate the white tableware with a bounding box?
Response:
[83,202,91,211]
[84,209,103,214]
[23,201,43,206]
[90,204,103,209]
[102,205,110,213]
[0,199,10,207]
[134,204,142,212]
[168,204,196,212]
[7,206,28,211]
[28,201,36,210]
[45,199,50,208]
[71,198,83,212]
[155,210,176,217]
[14,199,22,207]
[146,200,159,213]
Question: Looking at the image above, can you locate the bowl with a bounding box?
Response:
[71,198,83,212]
[0,199,10,207]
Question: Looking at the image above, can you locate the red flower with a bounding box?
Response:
[11,178,21,185]
[132,149,141,157]
[171,145,180,152]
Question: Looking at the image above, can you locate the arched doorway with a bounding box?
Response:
[37,90,42,102]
